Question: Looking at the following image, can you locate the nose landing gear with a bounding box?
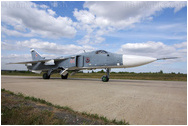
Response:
[102,75,109,82]
[101,68,110,82]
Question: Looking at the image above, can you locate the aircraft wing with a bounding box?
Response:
[7,56,75,64]
[8,59,52,64]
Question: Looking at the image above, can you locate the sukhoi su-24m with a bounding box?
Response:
[9,49,177,82]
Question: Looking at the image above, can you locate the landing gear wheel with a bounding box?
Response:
[43,73,50,79]
[102,75,109,82]
[61,73,68,79]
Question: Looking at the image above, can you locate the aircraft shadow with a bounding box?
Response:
[58,77,149,83]
[21,76,150,83]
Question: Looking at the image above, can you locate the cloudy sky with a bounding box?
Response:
[1,1,187,73]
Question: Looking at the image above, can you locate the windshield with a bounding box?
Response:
[95,50,108,54]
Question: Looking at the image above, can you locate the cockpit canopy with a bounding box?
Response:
[95,50,108,54]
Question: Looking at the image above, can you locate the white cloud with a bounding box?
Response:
[76,34,105,45]
[2,26,33,37]
[174,42,187,48]
[47,9,56,16]
[2,54,31,61]
[2,41,19,50]
[73,1,186,45]
[14,24,26,32]
[74,9,95,24]
[73,9,111,45]
[1,1,76,38]
[39,4,49,9]
[15,39,95,55]
[84,1,186,27]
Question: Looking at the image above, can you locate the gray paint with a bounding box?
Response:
[28,50,123,73]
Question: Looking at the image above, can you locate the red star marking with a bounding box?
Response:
[36,54,37,57]
[85,57,90,63]
[70,59,75,63]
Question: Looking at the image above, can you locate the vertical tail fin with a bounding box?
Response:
[30,48,44,61]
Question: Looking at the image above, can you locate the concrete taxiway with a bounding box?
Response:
[1,75,187,125]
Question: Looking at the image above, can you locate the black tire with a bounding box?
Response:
[61,73,68,79]
[101,75,109,82]
[43,73,50,79]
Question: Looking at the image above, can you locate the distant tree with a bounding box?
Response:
[98,69,105,73]
[159,70,163,74]
[92,70,95,73]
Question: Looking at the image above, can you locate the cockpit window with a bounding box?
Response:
[95,50,108,54]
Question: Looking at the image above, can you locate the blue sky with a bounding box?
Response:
[1,1,187,73]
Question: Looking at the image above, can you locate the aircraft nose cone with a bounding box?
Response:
[122,55,157,68]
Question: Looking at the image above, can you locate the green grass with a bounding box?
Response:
[2,70,186,81]
[1,90,66,125]
[1,88,129,125]
[2,106,65,125]
[70,72,187,81]
[2,70,41,76]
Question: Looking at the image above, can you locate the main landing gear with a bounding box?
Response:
[43,73,50,79]
[43,69,69,79]
[101,68,110,82]
[43,69,53,79]
[61,73,68,79]
[42,73,69,79]
[42,72,69,79]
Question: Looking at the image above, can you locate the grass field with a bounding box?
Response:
[71,72,187,81]
[1,89,129,125]
[2,70,187,81]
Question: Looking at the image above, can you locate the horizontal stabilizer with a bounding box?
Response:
[157,57,179,60]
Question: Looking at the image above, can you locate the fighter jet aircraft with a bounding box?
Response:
[9,49,177,82]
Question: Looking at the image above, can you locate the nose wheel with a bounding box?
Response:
[101,68,110,82]
[102,75,109,82]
